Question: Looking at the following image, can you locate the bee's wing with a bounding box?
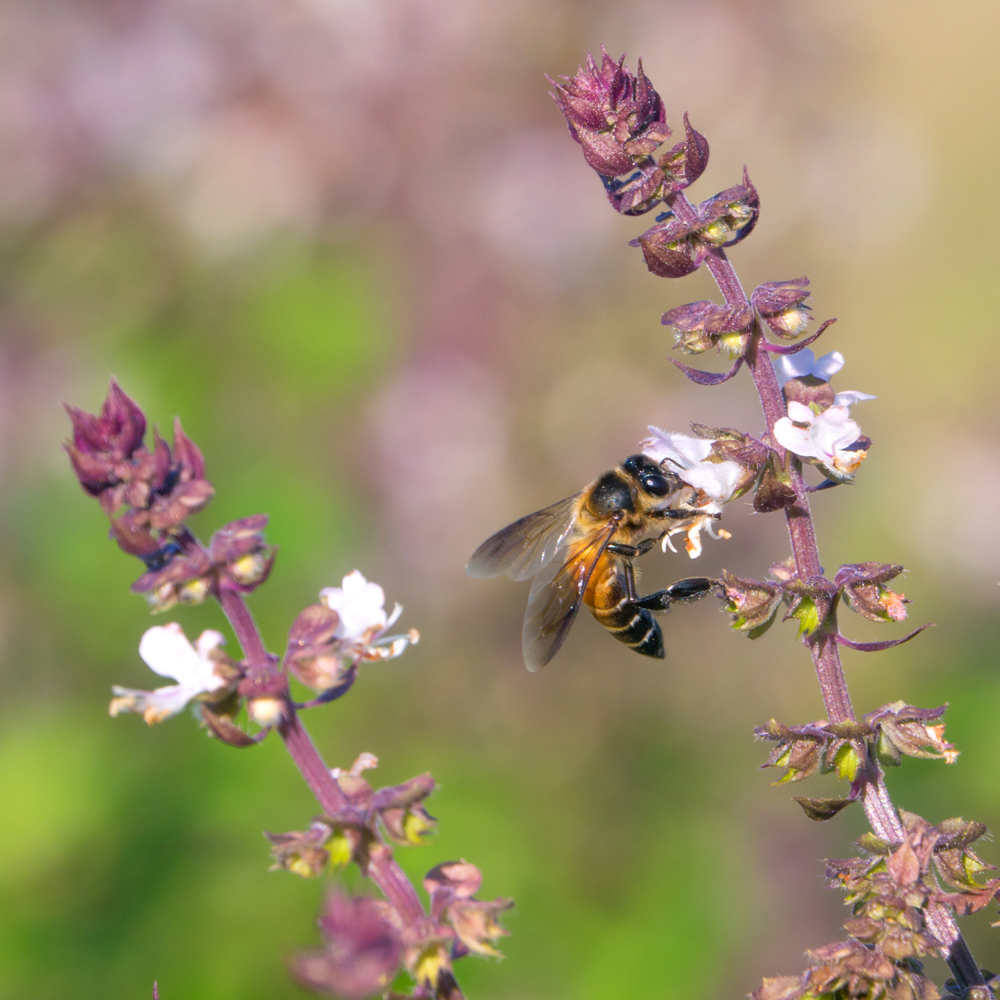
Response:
[521,520,616,672]
[466,495,580,582]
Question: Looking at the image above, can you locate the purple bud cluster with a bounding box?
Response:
[65,380,274,609]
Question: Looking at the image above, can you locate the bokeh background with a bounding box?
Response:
[2,0,1000,997]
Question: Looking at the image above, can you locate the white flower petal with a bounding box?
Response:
[774,350,814,386]
[194,629,226,659]
[110,682,202,724]
[774,416,819,459]
[811,406,862,462]
[642,428,713,470]
[811,351,845,381]
[320,570,390,641]
[683,459,744,504]
[833,390,877,407]
[139,623,205,684]
[774,349,845,387]
[785,400,815,424]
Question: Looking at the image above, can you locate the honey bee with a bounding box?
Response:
[467,454,716,671]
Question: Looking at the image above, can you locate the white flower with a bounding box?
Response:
[773,401,868,478]
[319,570,418,661]
[774,349,845,387]
[321,570,394,640]
[774,349,877,409]
[641,428,740,559]
[641,429,743,505]
[110,624,230,724]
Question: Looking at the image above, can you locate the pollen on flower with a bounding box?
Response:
[878,590,907,622]
[248,696,289,729]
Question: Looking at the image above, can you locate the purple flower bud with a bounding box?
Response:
[64,379,148,495]
[65,379,146,460]
[209,515,276,593]
[657,113,710,190]
[695,170,759,247]
[172,417,206,482]
[632,217,708,278]
[752,278,812,339]
[291,892,403,1000]
[661,299,753,354]
[720,570,783,636]
[266,820,335,878]
[550,47,671,178]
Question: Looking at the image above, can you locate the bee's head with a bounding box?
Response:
[622,454,679,498]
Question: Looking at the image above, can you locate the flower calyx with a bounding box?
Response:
[720,571,783,638]
[662,298,754,356]
[285,571,419,699]
[863,702,958,767]
[424,860,513,959]
[290,890,404,1000]
[656,113,710,193]
[753,454,799,513]
[835,563,909,624]
[631,168,759,278]
[752,278,813,341]
[782,576,839,637]
[130,515,276,613]
[266,819,337,878]
[755,717,870,796]
[323,755,438,853]
[755,809,1000,1000]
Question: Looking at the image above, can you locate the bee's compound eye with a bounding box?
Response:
[641,474,672,497]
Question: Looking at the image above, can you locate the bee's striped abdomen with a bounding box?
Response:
[584,557,663,658]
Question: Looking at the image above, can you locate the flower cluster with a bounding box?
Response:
[718,561,923,650]
[754,702,957,821]
[549,46,671,179]
[64,381,275,608]
[630,171,758,277]
[291,861,511,1000]
[756,812,1000,1000]
[274,757,511,1000]
[641,427,761,556]
[285,570,419,697]
[550,47,710,215]
[109,570,417,729]
[772,350,876,483]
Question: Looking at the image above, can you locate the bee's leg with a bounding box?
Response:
[633,577,716,612]
[607,537,658,559]
[622,560,638,601]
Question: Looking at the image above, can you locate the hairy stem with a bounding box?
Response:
[666,189,987,992]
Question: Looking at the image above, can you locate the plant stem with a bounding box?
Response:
[215,573,432,939]
[666,190,987,993]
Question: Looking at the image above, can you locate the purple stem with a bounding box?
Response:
[216,584,429,927]
[665,190,986,992]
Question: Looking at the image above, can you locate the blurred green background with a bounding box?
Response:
[2,0,1000,997]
